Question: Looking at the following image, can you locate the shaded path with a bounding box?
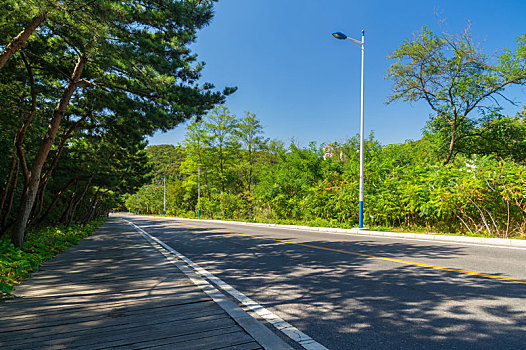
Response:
[0,218,265,350]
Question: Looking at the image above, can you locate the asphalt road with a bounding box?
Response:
[121,215,526,349]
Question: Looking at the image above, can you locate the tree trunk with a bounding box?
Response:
[37,178,77,225]
[60,180,79,224]
[67,175,93,225]
[2,159,19,233]
[13,52,38,196]
[40,109,91,187]
[29,181,48,226]
[0,13,47,69]
[0,154,17,216]
[83,188,102,224]
[444,123,458,165]
[11,54,87,248]
[30,111,91,224]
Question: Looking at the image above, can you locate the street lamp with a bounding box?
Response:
[141,186,149,215]
[186,153,201,219]
[158,177,166,215]
[197,164,201,219]
[332,30,366,229]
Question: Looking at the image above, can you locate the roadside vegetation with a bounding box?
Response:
[126,26,526,238]
[126,105,526,239]
[2,3,525,255]
[0,219,105,299]
[0,1,229,249]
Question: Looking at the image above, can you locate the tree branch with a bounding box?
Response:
[0,13,47,69]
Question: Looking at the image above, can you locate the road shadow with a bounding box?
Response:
[132,217,526,349]
[0,217,259,349]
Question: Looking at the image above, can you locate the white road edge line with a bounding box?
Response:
[124,219,328,350]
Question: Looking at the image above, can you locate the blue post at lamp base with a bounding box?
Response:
[359,201,364,228]
[198,209,201,219]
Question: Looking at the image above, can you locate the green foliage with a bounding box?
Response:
[0,218,105,298]
[460,109,526,163]
[0,0,230,245]
[387,26,526,164]
[181,105,241,195]
[363,156,526,236]
[146,145,186,180]
[126,106,526,239]
[256,142,324,219]
[235,112,267,192]
[123,25,526,240]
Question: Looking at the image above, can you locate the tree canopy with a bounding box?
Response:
[386,26,526,164]
[0,0,233,247]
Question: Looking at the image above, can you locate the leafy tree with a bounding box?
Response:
[387,26,526,164]
[127,122,526,236]
[256,142,324,219]
[1,0,234,247]
[235,112,267,193]
[181,116,211,204]
[203,106,240,193]
[461,109,526,163]
[181,105,240,198]
[0,0,56,69]
[33,127,149,226]
[146,145,186,180]
[178,109,266,216]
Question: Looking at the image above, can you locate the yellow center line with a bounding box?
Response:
[171,222,526,284]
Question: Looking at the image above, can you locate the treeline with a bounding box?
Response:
[126,106,526,238]
[0,0,230,247]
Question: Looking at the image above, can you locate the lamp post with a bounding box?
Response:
[158,177,166,215]
[197,164,201,219]
[141,186,149,215]
[187,153,201,219]
[332,30,365,229]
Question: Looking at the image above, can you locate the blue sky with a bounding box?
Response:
[149,0,526,147]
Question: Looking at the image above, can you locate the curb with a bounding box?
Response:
[130,215,526,249]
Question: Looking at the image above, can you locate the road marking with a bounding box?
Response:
[135,215,526,250]
[248,224,526,251]
[327,232,526,250]
[170,221,526,285]
[125,219,328,350]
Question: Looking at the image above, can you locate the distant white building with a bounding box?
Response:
[323,144,345,161]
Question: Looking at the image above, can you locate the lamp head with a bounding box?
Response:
[332,32,347,40]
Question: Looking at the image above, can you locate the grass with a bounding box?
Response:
[0,219,106,299]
